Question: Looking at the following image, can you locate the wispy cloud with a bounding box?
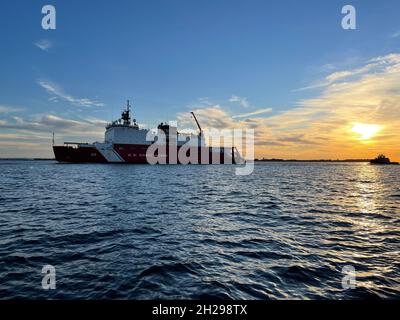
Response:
[0,114,105,138]
[229,95,249,108]
[178,105,235,130]
[295,66,373,92]
[34,39,53,51]
[0,105,23,113]
[389,30,400,39]
[292,83,327,92]
[38,80,105,107]
[293,57,390,92]
[232,108,273,119]
[0,114,107,158]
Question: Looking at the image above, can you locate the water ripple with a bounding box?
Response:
[0,160,399,299]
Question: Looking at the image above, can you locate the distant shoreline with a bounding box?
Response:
[255,159,371,163]
[0,158,372,163]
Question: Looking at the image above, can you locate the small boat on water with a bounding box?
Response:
[370,154,399,165]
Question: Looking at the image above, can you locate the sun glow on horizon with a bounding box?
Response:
[351,123,382,140]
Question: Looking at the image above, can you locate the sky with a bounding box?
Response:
[0,0,399,160]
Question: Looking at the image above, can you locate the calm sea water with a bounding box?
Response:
[0,160,399,299]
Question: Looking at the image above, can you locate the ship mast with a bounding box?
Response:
[121,100,131,125]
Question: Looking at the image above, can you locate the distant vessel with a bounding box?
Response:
[370,154,399,165]
[53,101,243,164]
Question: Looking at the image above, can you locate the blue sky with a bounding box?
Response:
[1,0,400,158]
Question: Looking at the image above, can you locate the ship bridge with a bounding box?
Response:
[105,100,150,145]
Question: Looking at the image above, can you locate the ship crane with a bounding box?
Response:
[190,112,203,137]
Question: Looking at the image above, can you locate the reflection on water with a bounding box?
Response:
[0,160,399,299]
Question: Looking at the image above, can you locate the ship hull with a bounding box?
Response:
[53,144,237,164]
[53,102,245,165]
[53,145,107,163]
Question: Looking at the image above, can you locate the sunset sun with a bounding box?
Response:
[351,123,382,140]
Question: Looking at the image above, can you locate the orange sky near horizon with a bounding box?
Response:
[179,54,400,162]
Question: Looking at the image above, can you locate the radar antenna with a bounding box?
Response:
[121,100,131,125]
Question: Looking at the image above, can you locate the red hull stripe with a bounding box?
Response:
[54,144,235,164]
[113,144,233,164]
